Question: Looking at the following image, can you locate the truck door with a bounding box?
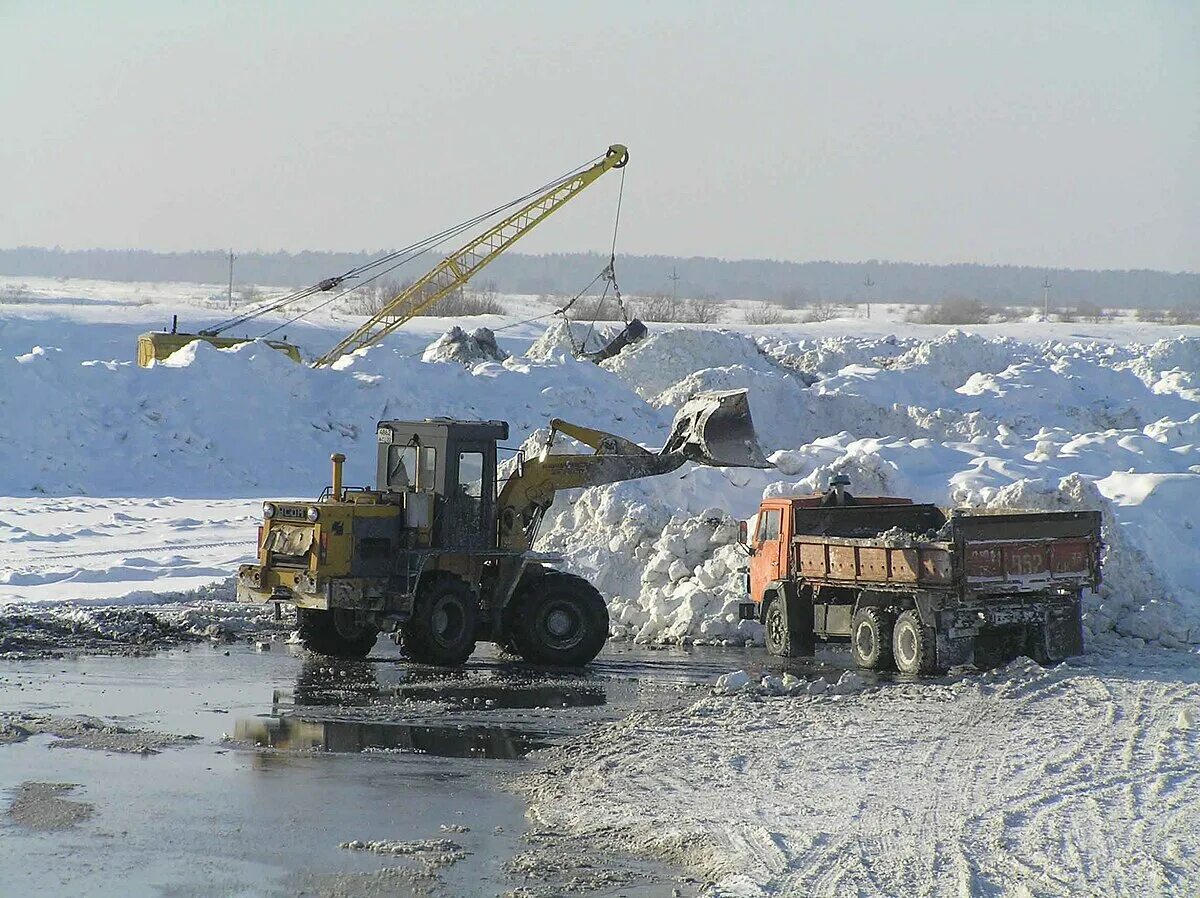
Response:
[749,506,787,602]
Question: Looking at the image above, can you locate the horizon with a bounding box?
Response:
[3,245,1197,278]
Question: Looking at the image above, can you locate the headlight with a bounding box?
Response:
[306,506,320,522]
[263,503,276,519]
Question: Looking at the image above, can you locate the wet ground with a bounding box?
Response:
[0,636,854,897]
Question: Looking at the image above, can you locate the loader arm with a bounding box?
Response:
[312,144,629,368]
[497,450,685,551]
[496,391,772,551]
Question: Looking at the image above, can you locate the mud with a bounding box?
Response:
[0,712,198,753]
[6,781,94,830]
[0,594,291,659]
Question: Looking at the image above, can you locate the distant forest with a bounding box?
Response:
[1,247,1196,309]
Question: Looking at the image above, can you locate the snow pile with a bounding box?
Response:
[420,326,509,365]
[607,511,756,644]
[537,330,1200,648]
[524,317,612,361]
[1,288,1198,650]
[713,668,870,697]
[602,328,781,400]
[757,333,910,376]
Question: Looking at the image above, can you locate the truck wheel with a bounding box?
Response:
[892,609,940,675]
[850,607,894,670]
[764,599,792,657]
[402,574,478,666]
[297,608,378,659]
[508,571,608,667]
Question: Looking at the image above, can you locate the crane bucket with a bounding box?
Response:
[660,390,772,468]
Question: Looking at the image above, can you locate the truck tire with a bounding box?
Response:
[893,609,940,675]
[402,573,478,666]
[297,608,378,659]
[850,607,894,670]
[764,599,791,657]
[507,571,608,667]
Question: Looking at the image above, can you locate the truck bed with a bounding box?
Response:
[792,505,1101,596]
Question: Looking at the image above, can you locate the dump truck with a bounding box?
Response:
[738,492,1101,674]
[236,390,769,665]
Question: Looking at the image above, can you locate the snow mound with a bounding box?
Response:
[421,326,509,365]
[524,317,614,361]
[602,327,781,400]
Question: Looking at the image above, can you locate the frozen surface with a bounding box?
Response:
[525,648,1200,897]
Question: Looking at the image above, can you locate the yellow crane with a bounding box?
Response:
[313,144,628,367]
[137,144,631,368]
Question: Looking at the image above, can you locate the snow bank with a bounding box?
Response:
[1,298,1198,649]
[534,329,1200,649]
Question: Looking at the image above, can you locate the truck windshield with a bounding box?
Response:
[758,509,781,542]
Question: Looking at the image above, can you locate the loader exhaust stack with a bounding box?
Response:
[661,390,772,468]
[331,453,345,500]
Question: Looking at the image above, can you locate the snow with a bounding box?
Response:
[1,275,1198,895]
[524,648,1200,897]
[0,275,1197,653]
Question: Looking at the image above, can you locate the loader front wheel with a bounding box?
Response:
[297,608,378,659]
[508,571,608,667]
[402,574,478,666]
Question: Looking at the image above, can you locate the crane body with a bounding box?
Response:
[137,145,633,368]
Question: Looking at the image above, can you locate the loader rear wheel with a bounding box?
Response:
[893,609,940,675]
[508,571,608,667]
[297,608,378,659]
[850,607,894,670]
[402,574,478,666]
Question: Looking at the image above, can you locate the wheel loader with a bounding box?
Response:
[235,390,770,665]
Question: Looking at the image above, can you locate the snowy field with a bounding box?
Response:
[1,275,1198,895]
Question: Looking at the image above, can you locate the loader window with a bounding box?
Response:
[387,445,438,491]
[458,451,484,498]
[387,446,415,489]
[757,509,781,543]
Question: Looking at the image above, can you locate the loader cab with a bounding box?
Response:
[375,419,509,550]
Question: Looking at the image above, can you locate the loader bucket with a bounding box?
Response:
[581,318,648,363]
[660,390,772,468]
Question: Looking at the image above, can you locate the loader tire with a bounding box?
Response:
[892,609,941,676]
[850,607,894,670]
[297,608,378,659]
[508,571,608,667]
[402,574,478,666]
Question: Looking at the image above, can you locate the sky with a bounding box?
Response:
[1,1,1196,272]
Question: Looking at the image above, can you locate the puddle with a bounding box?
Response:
[283,658,610,711]
[235,716,551,759]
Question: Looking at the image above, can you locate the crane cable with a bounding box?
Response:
[555,165,630,356]
[245,153,607,341]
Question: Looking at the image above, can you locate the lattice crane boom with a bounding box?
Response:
[312,144,628,369]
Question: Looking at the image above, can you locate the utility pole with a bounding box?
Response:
[1042,276,1052,320]
[228,249,236,309]
[668,266,680,302]
[864,273,875,319]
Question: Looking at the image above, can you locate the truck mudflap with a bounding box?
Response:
[1040,599,1085,660]
[938,596,1084,667]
